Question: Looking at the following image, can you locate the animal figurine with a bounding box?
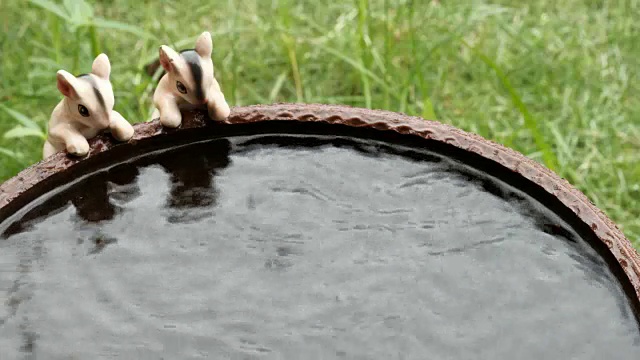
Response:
[151,31,231,128]
[43,54,134,159]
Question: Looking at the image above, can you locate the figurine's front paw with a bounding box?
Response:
[208,101,231,121]
[160,111,182,128]
[111,123,134,142]
[109,111,135,141]
[67,141,90,157]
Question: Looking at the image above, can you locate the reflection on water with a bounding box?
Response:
[0,140,233,356]
[2,139,232,234]
[71,165,140,223]
[157,140,231,223]
[0,136,639,359]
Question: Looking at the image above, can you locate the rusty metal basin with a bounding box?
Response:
[0,104,638,358]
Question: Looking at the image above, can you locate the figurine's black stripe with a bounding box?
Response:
[180,49,204,102]
[79,74,106,111]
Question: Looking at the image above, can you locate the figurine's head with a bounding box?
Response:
[158,31,215,105]
[56,54,114,129]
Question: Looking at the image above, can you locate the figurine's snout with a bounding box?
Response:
[99,114,112,129]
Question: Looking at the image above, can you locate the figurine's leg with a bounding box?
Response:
[206,88,231,121]
[109,110,135,142]
[49,125,90,156]
[150,108,160,122]
[42,140,58,159]
[156,98,182,128]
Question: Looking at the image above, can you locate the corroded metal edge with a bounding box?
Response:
[1,103,639,298]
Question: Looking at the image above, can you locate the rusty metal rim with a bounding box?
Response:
[1,103,639,298]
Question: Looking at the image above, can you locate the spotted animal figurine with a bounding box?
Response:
[43,54,134,159]
[151,31,231,128]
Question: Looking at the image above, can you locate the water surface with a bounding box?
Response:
[1,136,639,359]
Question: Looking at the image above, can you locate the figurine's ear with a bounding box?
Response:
[56,70,79,99]
[91,53,111,79]
[159,45,179,73]
[195,31,212,58]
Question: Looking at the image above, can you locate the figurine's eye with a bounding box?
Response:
[78,104,90,117]
[176,81,187,94]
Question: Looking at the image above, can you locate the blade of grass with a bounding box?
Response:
[50,13,62,64]
[408,0,436,120]
[399,86,410,114]
[278,2,304,103]
[383,0,391,109]
[64,0,93,24]
[460,39,559,171]
[91,18,157,40]
[316,44,401,102]
[88,24,100,57]
[29,56,60,68]
[29,39,57,56]
[269,71,288,103]
[244,85,268,104]
[356,0,372,108]
[0,104,42,130]
[72,29,81,74]
[4,126,46,140]
[229,0,239,105]
[28,0,68,19]
[281,33,304,103]
[311,95,367,103]
[0,147,24,161]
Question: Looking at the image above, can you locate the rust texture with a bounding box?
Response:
[0,103,639,298]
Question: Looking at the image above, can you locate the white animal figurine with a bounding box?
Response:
[43,54,134,159]
[151,31,231,128]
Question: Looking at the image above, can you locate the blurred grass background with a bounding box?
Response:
[0,0,638,246]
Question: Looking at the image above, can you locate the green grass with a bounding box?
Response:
[0,0,638,246]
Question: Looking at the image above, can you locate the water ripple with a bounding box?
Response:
[0,137,638,358]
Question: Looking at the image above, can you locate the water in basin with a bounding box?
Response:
[1,135,638,359]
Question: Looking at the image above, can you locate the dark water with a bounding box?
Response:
[1,136,639,359]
